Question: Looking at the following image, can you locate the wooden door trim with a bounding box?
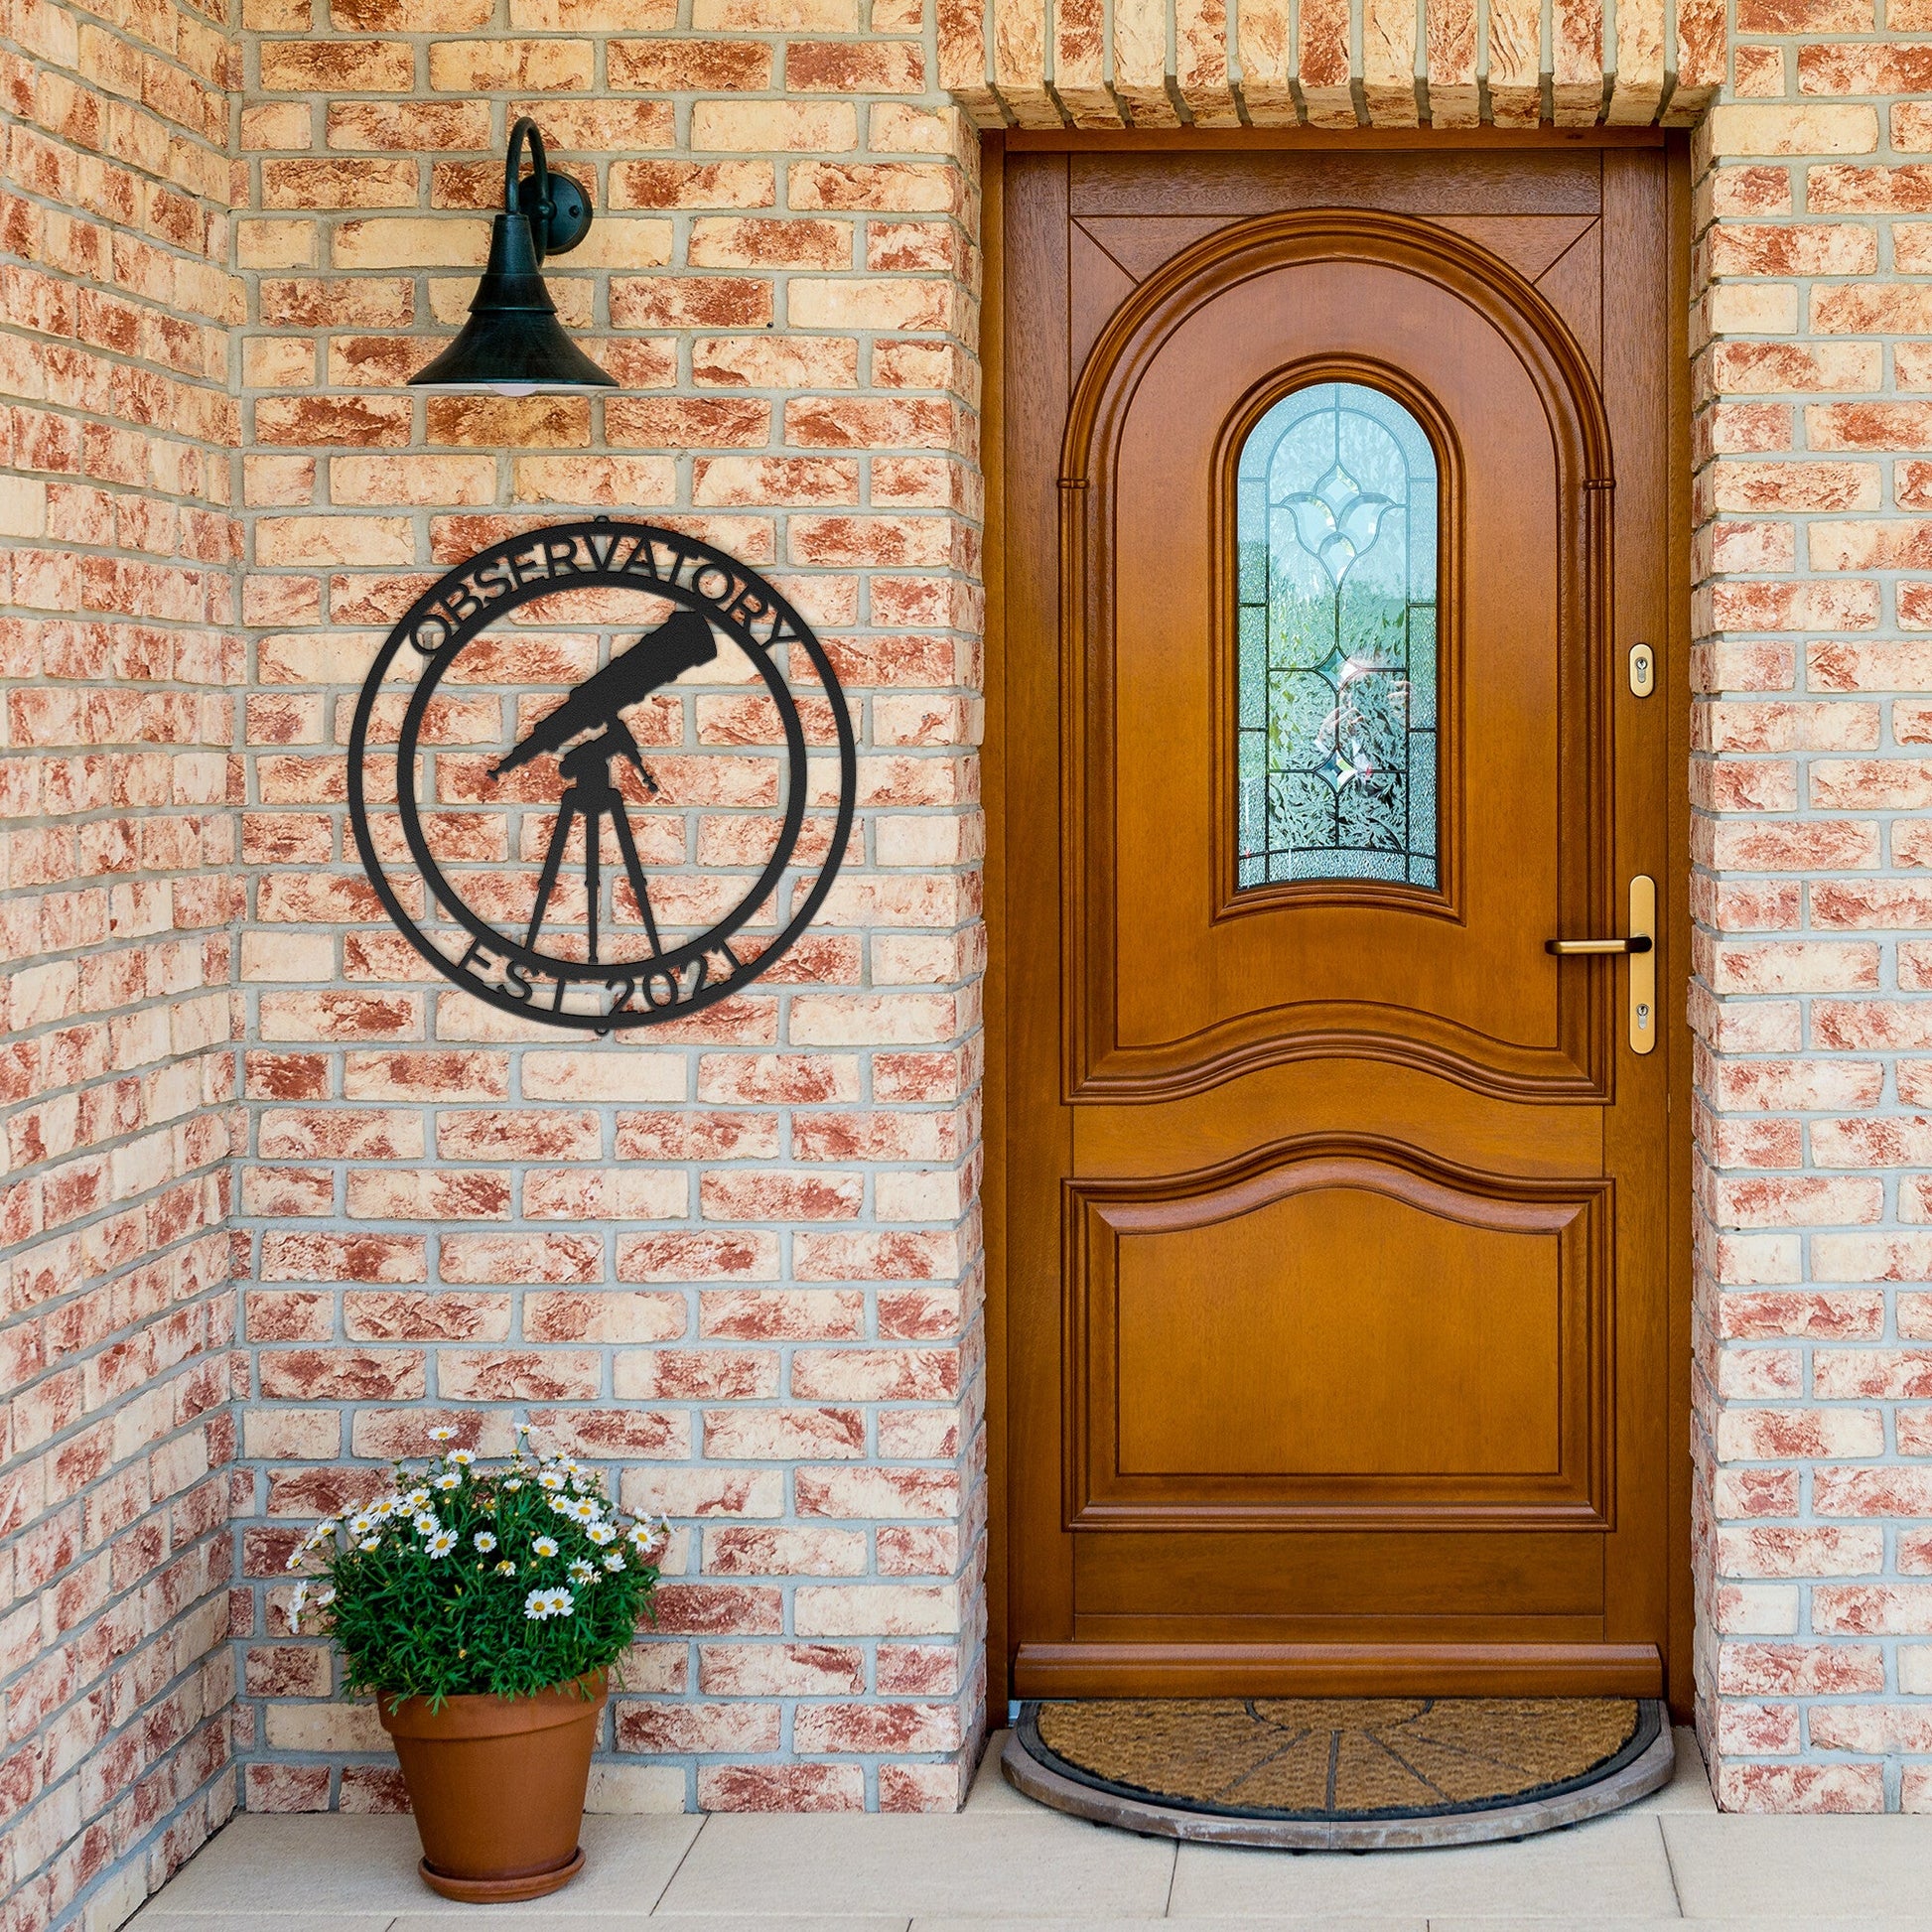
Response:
[1013,1641,1665,1700]
[1665,140,1695,1719]
[982,134,1697,1722]
[982,135,1011,1723]
[1006,129,1670,153]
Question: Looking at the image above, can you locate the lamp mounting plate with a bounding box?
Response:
[516,169,592,257]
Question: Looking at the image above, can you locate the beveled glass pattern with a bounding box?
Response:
[1236,381,1440,890]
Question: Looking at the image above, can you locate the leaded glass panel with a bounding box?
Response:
[1235,381,1440,891]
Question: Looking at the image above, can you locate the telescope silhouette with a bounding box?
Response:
[491,609,719,965]
[491,610,718,778]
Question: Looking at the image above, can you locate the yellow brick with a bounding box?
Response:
[254,515,415,567]
[509,0,675,21]
[512,455,678,504]
[1709,104,1880,157]
[244,456,317,507]
[264,1703,388,1752]
[258,39,416,90]
[242,102,315,150]
[523,1051,685,1101]
[238,219,317,270]
[868,103,964,155]
[1708,284,1799,336]
[331,454,498,506]
[690,215,852,270]
[244,338,320,387]
[262,158,419,210]
[693,0,855,22]
[786,277,953,332]
[691,100,858,152]
[241,931,337,981]
[427,38,594,89]
[551,216,675,269]
[258,632,385,683]
[0,477,49,539]
[332,216,490,269]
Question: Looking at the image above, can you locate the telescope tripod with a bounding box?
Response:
[524,726,662,963]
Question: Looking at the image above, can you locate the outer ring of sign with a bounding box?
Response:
[347,519,857,1031]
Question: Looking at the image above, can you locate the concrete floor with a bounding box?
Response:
[132,1728,1932,1929]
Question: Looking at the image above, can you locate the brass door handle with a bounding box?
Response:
[1545,877,1657,1055]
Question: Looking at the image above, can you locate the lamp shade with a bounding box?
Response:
[410,119,615,396]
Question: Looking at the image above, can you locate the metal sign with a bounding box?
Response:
[348,519,856,1031]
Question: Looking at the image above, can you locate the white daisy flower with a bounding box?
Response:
[538,1470,566,1491]
[494,1559,517,1577]
[315,1586,335,1608]
[586,1523,617,1546]
[404,1488,430,1510]
[429,1426,456,1443]
[359,1537,380,1552]
[371,1498,397,1518]
[414,1511,439,1536]
[568,1559,595,1586]
[427,1529,458,1558]
[502,1478,523,1492]
[345,1513,373,1538]
[523,1587,574,1620]
[473,1531,497,1554]
[433,1471,461,1492]
[532,1535,559,1559]
[448,1449,476,1466]
[566,1498,599,1524]
[602,1552,626,1573]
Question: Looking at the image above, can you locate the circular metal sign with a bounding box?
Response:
[348,519,856,1031]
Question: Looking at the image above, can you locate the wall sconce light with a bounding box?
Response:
[410,116,615,396]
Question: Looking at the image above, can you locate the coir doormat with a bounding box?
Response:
[1004,1697,1674,1849]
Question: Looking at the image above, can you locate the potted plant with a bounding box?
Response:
[287,1425,668,1902]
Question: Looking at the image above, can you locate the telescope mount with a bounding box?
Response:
[524,718,662,963]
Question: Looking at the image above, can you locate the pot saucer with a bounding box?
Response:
[418,1846,585,1902]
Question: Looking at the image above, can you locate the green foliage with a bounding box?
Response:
[286,1427,667,1708]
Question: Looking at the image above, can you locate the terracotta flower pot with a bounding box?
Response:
[377,1672,607,1903]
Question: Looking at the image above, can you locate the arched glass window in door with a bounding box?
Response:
[1236,381,1439,890]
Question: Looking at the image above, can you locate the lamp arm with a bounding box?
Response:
[504,116,551,261]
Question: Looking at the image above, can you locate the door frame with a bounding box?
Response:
[980,127,1696,1721]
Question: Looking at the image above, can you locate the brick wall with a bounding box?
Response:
[225,2,988,1817]
[0,0,244,1919]
[20,0,1932,1888]
[1693,48,1932,1811]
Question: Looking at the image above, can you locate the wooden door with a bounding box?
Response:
[999,144,1686,1702]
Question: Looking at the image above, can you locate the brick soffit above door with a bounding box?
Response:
[937,0,1722,130]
